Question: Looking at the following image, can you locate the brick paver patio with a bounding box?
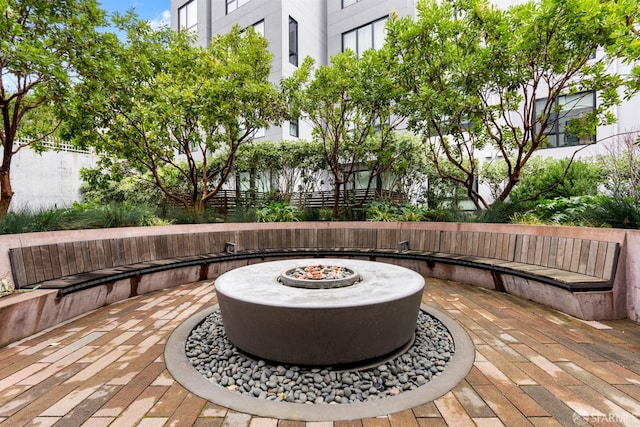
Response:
[0,277,638,426]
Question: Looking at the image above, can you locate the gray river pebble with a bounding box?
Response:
[186,310,454,405]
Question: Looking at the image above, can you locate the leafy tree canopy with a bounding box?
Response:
[283,48,405,216]
[0,0,113,216]
[506,157,603,203]
[386,0,633,209]
[63,18,285,212]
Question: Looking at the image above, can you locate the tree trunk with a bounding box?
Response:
[0,173,12,218]
[194,199,206,214]
[0,144,14,218]
[333,181,341,218]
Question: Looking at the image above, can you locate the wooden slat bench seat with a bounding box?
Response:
[9,228,619,300]
[253,230,618,292]
[9,232,238,297]
[262,248,612,292]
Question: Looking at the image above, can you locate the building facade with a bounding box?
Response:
[170,0,417,143]
[170,0,640,203]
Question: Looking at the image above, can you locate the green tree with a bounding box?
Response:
[508,157,603,203]
[233,139,328,209]
[284,48,404,217]
[605,0,640,105]
[377,133,429,204]
[277,139,326,199]
[598,132,640,199]
[64,19,285,213]
[234,140,282,204]
[235,139,326,203]
[0,0,112,216]
[387,0,629,209]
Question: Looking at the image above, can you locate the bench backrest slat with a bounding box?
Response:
[472,232,483,257]
[48,244,63,279]
[585,241,600,276]
[487,233,497,259]
[234,230,259,252]
[537,236,549,266]
[546,236,558,268]
[403,229,439,252]
[377,229,400,251]
[577,239,591,275]
[39,246,54,281]
[57,243,70,277]
[8,248,28,287]
[73,242,87,275]
[263,229,283,250]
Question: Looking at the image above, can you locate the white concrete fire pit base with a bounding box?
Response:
[215,258,425,366]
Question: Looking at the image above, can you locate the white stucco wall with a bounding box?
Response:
[9,148,98,212]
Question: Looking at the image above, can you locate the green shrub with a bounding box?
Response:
[584,197,640,229]
[0,208,42,234]
[301,207,335,221]
[397,205,425,222]
[505,196,640,229]
[256,203,302,222]
[317,208,335,221]
[89,203,168,228]
[471,202,521,224]
[365,201,464,222]
[526,196,604,226]
[225,207,257,223]
[510,212,547,225]
[509,157,603,203]
[0,203,169,234]
[162,207,223,224]
[366,201,399,221]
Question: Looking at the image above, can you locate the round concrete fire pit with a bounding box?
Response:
[215,258,425,366]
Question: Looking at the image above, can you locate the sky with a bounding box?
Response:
[99,0,171,29]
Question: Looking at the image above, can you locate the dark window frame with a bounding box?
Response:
[289,16,298,66]
[289,120,299,138]
[342,0,361,8]
[242,19,265,36]
[341,16,388,55]
[226,0,250,15]
[178,0,197,32]
[534,91,597,148]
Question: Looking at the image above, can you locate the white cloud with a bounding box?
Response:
[149,9,170,29]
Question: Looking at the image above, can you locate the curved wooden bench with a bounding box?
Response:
[10,227,618,300]
[0,221,632,348]
[1,222,633,348]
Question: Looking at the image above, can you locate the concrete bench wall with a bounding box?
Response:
[0,222,637,348]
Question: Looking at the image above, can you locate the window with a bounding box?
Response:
[226,0,250,14]
[289,17,298,66]
[289,120,299,137]
[252,20,265,37]
[342,17,388,57]
[342,0,362,8]
[535,91,596,148]
[178,0,197,32]
[243,20,264,37]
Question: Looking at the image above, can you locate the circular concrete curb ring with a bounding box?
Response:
[165,303,475,422]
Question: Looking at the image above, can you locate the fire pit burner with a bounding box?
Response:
[279,264,360,289]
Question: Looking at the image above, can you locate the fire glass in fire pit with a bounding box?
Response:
[279,264,360,289]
